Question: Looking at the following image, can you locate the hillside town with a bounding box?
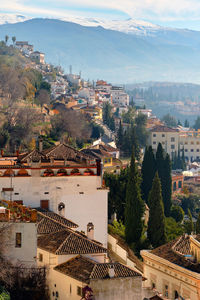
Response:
[1,37,200,300]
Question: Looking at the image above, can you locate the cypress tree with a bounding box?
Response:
[196,212,200,234]
[125,150,145,244]
[147,172,166,248]
[163,153,172,217]
[116,120,123,150]
[141,146,156,203]
[184,209,194,234]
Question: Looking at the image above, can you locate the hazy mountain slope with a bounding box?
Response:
[0,18,200,83]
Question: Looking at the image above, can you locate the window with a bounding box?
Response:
[197,141,200,145]
[178,181,182,188]
[185,149,188,152]
[77,287,83,296]
[191,149,194,152]
[171,144,175,149]
[162,134,165,137]
[153,134,156,137]
[152,282,156,289]
[191,141,194,145]
[153,141,156,145]
[56,291,59,297]
[164,285,169,297]
[15,232,22,248]
[171,137,175,142]
[39,253,43,262]
[40,200,49,210]
[185,142,188,145]
[70,284,72,294]
[197,149,200,152]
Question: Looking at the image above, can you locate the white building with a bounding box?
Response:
[66,74,81,86]
[30,51,45,64]
[78,88,96,105]
[149,125,200,162]
[0,201,37,267]
[111,86,129,106]
[0,144,108,247]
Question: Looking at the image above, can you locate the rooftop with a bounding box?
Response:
[37,210,78,235]
[151,235,200,273]
[150,125,179,133]
[54,255,141,283]
[37,228,107,255]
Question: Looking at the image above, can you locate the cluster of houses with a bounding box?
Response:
[0,142,200,299]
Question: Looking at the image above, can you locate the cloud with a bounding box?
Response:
[1,0,200,21]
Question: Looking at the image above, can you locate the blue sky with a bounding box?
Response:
[1,0,200,30]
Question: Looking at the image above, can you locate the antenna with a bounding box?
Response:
[79,70,81,78]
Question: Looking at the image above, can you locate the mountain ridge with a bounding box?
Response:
[0,18,200,83]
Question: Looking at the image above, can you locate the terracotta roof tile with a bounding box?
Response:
[151,235,200,273]
[38,211,78,228]
[37,229,107,255]
[150,125,179,132]
[54,255,141,283]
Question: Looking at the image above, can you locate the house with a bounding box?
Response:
[172,173,184,193]
[141,235,200,300]
[148,126,180,158]
[30,51,45,64]
[0,200,37,266]
[111,86,129,106]
[15,41,33,54]
[36,211,143,300]
[0,143,108,247]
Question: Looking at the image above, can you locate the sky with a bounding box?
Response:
[1,0,200,30]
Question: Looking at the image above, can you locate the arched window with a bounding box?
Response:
[71,169,81,175]
[57,169,68,176]
[17,169,29,177]
[3,169,14,177]
[43,169,54,177]
[83,169,94,176]
[173,181,177,191]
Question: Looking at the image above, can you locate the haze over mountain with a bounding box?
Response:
[0,18,200,83]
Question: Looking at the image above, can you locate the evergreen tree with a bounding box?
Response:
[163,153,172,217]
[184,209,194,234]
[125,150,145,244]
[156,143,172,217]
[147,172,166,248]
[184,119,189,128]
[141,146,156,203]
[196,212,200,234]
[116,120,123,149]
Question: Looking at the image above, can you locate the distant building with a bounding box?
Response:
[141,235,200,300]
[111,86,129,106]
[30,51,45,64]
[15,41,33,54]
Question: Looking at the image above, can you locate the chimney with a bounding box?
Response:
[108,265,115,278]
[87,222,94,240]
[39,138,43,152]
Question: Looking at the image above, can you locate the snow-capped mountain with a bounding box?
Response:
[0,13,188,37]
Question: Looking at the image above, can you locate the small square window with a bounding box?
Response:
[191,149,194,152]
[153,134,156,137]
[171,144,175,149]
[162,134,165,137]
[15,232,22,248]
[153,141,156,145]
[171,137,175,142]
[197,149,199,152]
[185,149,188,152]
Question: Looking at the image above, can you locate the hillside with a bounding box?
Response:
[0,19,200,83]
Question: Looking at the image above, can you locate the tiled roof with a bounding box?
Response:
[18,149,46,162]
[54,255,141,283]
[150,125,179,132]
[43,143,91,161]
[38,211,78,229]
[151,235,200,273]
[37,229,107,255]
